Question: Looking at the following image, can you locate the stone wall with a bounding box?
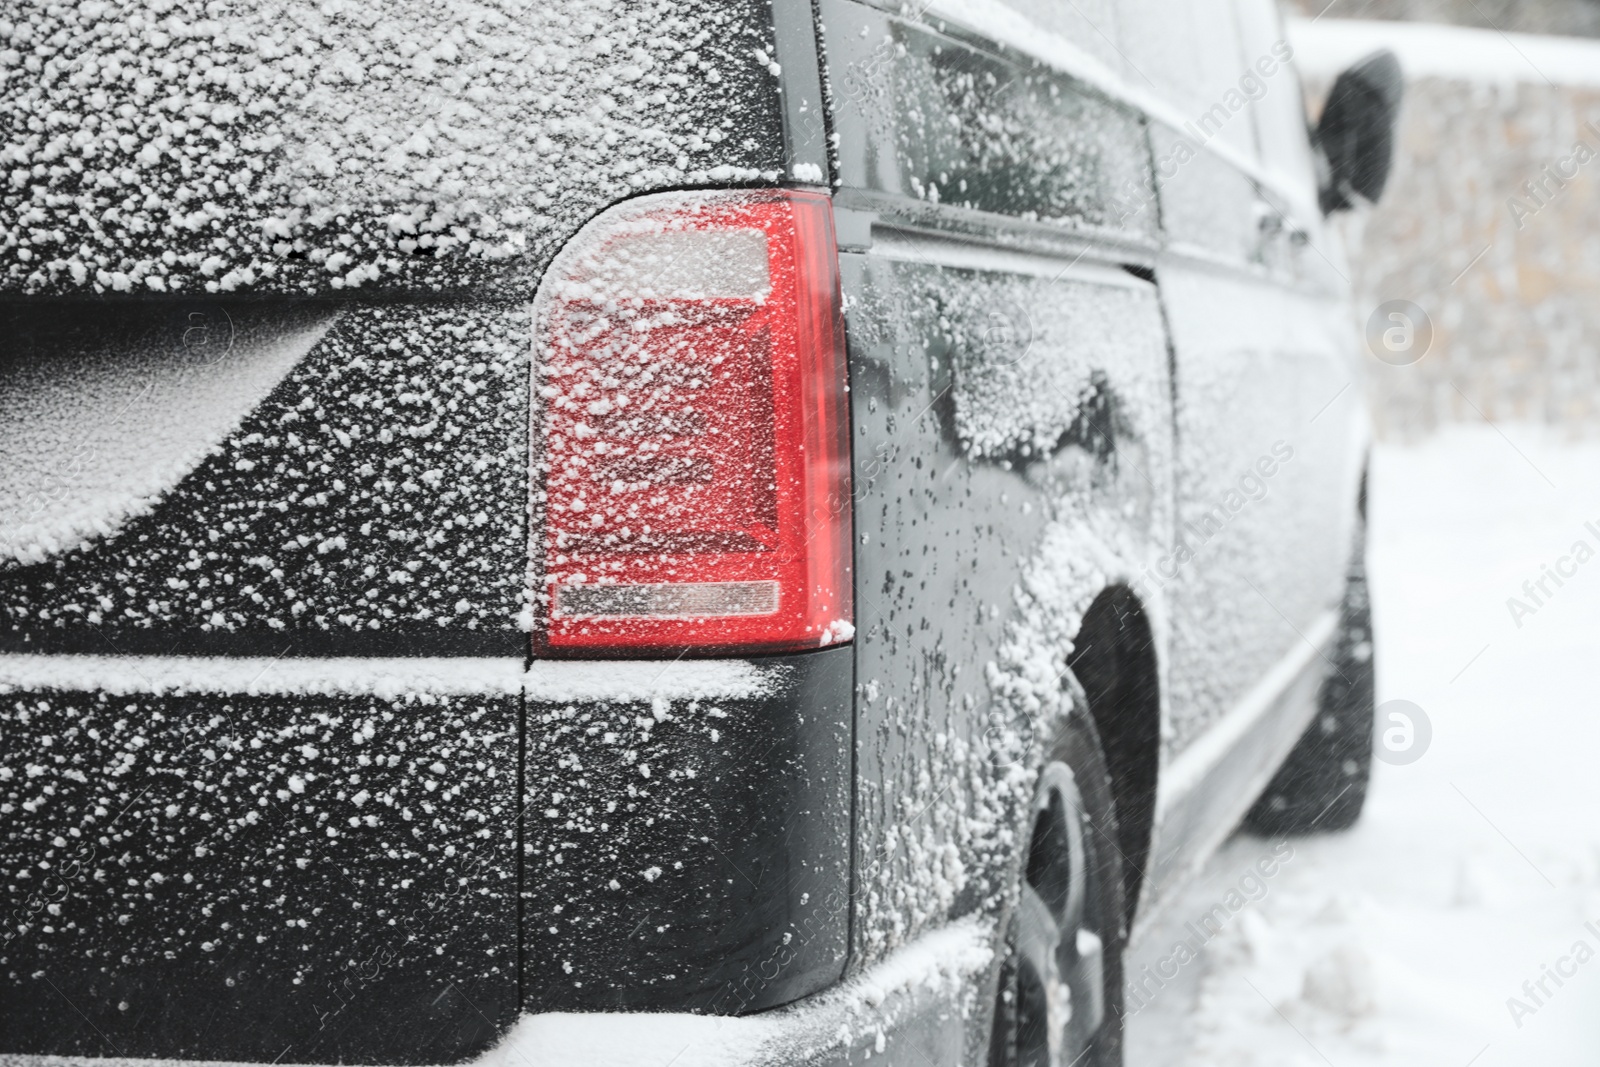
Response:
[1297,22,1600,436]
[1345,80,1600,436]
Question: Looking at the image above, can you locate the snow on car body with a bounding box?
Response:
[0,0,1394,1064]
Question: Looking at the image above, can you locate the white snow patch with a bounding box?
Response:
[523,659,778,704]
[844,915,993,1010]
[496,915,992,1067]
[819,619,855,645]
[488,1011,779,1067]
[0,654,779,703]
[0,311,336,566]
[0,653,525,699]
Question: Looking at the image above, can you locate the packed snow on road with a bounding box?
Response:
[1128,424,1600,1067]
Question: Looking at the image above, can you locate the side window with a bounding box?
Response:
[1118,0,1320,271]
[1150,125,1261,261]
[985,0,1125,73]
[1232,0,1319,214]
[1123,0,1262,262]
[824,0,1157,238]
[1115,0,1257,160]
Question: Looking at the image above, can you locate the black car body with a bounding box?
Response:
[0,0,1389,1063]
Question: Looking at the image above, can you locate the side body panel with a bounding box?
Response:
[825,0,1365,1028]
[820,0,1173,1014]
[1138,0,1365,912]
[1149,7,1355,761]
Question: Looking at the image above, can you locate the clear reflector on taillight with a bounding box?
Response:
[532,189,852,656]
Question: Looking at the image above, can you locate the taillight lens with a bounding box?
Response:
[533,190,852,656]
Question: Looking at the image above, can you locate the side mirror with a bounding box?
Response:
[1314,50,1403,214]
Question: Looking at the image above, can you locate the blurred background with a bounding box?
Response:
[1287,0,1600,437]
[1125,6,1600,1065]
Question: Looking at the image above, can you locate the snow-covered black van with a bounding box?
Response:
[0,0,1397,1064]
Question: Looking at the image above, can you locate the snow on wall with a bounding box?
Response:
[0,0,785,298]
[1290,16,1600,88]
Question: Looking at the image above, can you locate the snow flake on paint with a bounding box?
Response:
[0,0,785,297]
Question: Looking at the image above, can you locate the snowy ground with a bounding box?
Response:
[1128,424,1600,1067]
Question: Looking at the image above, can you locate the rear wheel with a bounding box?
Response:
[1246,517,1375,834]
[990,713,1124,1067]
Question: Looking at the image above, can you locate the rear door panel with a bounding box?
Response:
[820,0,1174,969]
[0,0,800,1059]
[1142,0,1360,905]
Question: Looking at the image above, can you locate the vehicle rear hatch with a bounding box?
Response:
[0,1,791,1060]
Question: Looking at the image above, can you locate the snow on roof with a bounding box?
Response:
[1289,16,1600,87]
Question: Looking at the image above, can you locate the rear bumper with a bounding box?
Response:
[0,917,992,1067]
[0,649,852,1063]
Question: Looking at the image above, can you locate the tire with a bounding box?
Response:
[989,711,1125,1067]
[1245,517,1375,835]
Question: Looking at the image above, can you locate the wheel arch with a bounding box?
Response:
[1066,584,1161,935]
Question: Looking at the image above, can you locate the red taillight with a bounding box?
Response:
[532,190,852,656]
